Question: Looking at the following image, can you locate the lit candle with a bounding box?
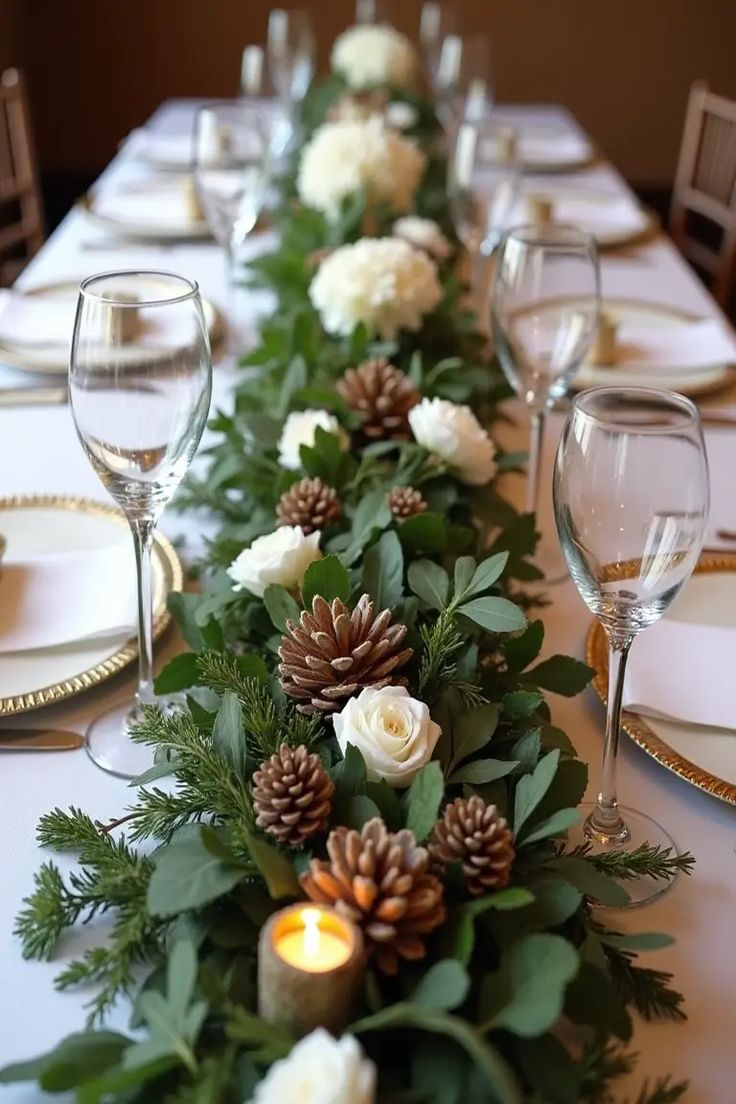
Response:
[258,904,365,1036]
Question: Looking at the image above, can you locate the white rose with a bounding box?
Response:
[331,24,418,91]
[277,408,349,470]
[297,115,425,221]
[333,685,442,789]
[385,100,418,130]
[227,526,321,599]
[249,1029,376,1104]
[392,216,453,261]
[408,397,497,486]
[309,237,442,341]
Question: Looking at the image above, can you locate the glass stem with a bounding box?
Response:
[130,518,156,709]
[525,409,545,515]
[586,633,633,846]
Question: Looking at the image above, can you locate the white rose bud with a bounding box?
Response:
[333,685,442,789]
[408,396,497,486]
[277,408,349,470]
[227,526,321,599]
[249,1029,376,1104]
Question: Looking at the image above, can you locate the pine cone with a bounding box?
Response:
[278,594,413,714]
[388,485,428,520]
[429,796,515,896]
[337,358,420,441]
[301,817,446,974]
[252,744,335,848]
[276,478,342,535]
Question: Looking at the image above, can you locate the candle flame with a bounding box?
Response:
[301,908,322,958]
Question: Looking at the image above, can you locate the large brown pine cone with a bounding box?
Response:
[387,485,428,520]
[276,478,342,535]
[301,817,446,974]
[337,358,420,441]
[252,744,335,848]
[278,594,413,714]
[429,795,515,896]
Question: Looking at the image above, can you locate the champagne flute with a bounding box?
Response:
[492,224,600,520]
[69,271,212,779]
[435,34,492,132]
[420,2,458,89]
[267,9,315,105]
[240,45,293,162]
[554,388,709,904]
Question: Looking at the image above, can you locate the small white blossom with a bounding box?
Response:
[227,526,321,599]
[334,685,442,789]
[277,409,349,471]
[409,397,497,486]
[331,23,418,90]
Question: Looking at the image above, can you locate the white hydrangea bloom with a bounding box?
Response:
[331,23,418,90]
[297,115,425,221]
[277,409,349,470]
[393,216,453,260]
[249,1029,376,1104]
[309,236,443,340]
[409,397,498,485]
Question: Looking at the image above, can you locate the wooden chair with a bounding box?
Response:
[670,80,736,309]
[0,68,44,285]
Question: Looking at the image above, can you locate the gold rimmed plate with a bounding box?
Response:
[586,553,736,805]
[0,495,182,716]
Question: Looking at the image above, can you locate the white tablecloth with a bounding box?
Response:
[1,102,735,1102]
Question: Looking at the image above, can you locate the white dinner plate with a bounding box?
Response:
[571,298,735,397]
[512,190,656,249]
[0,496,181,716]
[587,554,736,805]
[81,179,211,242]
[482,126,595,173]
[0,280,223,376]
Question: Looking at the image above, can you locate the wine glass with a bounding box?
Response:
[554,387,709,904]
[267,9,315,106]
[240,45,293,162]
[420,2,458,89]
[69,271,213,779]
[435,34,492,132]
[492,224,600,522]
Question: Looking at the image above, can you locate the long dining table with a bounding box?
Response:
[0,100,735,1103]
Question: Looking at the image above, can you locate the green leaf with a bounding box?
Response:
[504,619,545,674]
[362,530,404,608]
[331,743,367,795]
[448,759,518,786]
[244,832,301,899]
[167,592,204,650]
[154,653,200,695]
[345,794,382,829]
[212,691,246,776]
[0,1031,131,1089]
[263,584,301,632]
[513,750,560,835]
[524,655,594,696]
[231,654,269,684]
[564,960,632,1041]
[449,703,500,772]
[397,512,447,555]
[439,890,535,965]
[458,596,526,635]
[412,960,470,1011]
[365,780,403,831]
[517,808,580,845]
[302,554,350,608]
[352,1005,521,1104]
[510,729,541,773]
[599,931,675,951]
[147,829,246,917]
[404,761,444,842]
[502,690,543,719]
[76,1058,179,1103]
[453,555,476,600]
[408,559,449,610]
[481,933,579,1038]
[459,552,509,601]
[549,855,631,908]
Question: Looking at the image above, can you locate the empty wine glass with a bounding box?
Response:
[420,2,458,89]
[240,45,293,162]
[435,34,492,132]
[554,388,709,904]
[267,9,315,106]
[493,224,600,521]
[69,271,212,778]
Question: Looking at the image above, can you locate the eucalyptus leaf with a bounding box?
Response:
[404,761,444,842]
[550,855,631,908]
[503,620,545,674]
[263,584,301,632]
[458,596,526,635]
[448,703,500,773]
[448,759,518,786]
[147,830,246,917]
[211,691,246,775]
[459,552,509,601]
[0,1031,131,1089]
[502,690,543,720]
[345,795,382,829]
[453,555,476,600]
[244,832,301,899]
[362,530,404,608]
[412,960,470,1011]
[523,655,594,697]
[408,559,449,610]
[154,653,200,695]
[397,512,447,554]
[481,933,579,1038]
[302,555,350,608]
[517,808,580,845]
[513,750,560,835]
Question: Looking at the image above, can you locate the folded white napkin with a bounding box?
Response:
[0,543,137,653]
[623,618,735,730]
[0,290,75,348]
[126,129,193,168]
[519,131,592,165]
[609,318,736,373]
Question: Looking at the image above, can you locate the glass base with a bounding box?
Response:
[85,701,155,781]
[568,802,680,907]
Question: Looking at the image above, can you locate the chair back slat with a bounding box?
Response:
[671,80,736,308]
[0,68,44,284]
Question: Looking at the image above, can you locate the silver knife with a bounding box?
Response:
[0,729,84,751]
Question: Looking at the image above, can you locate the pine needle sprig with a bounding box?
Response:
[36,805,104,851]
[569,842,695,882]
[631,1077,689,1104]
[417,609,464,700]
[13,862,82,960]
[578,1040,638,1103]
[604,943,686,1022]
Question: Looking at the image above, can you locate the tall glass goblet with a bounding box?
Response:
[240,46,293,162]
[420,3,458,91]
[267,9,315,106]
[435,34,493,133]
[492,224,600,519]
[69,271,212,778]
[554,387,709,904]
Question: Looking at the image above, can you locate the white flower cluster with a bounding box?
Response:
[309,236,442,340]
[393,216,453,261]
[331,23,418,91]
[250,1029,375,1104]
[409,397,498,485]
[297,116,426,221]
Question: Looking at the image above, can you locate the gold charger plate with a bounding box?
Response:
[586,552,736,805]
[0,495,182,716]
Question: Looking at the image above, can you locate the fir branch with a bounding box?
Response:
[36,806,104,851]
[14,862,82,960]
[578,1041,638,1103]
[631,1077,689,1104]
[569,842,695,882]
[127,787,214,844]
[417,609,464,700]
[604,943,686,1022]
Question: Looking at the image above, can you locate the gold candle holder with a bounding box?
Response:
[526,195,554,224]
[589,312,619,365]
[258,904,365,1037]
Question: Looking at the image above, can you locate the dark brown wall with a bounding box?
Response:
[4,0,736,185]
